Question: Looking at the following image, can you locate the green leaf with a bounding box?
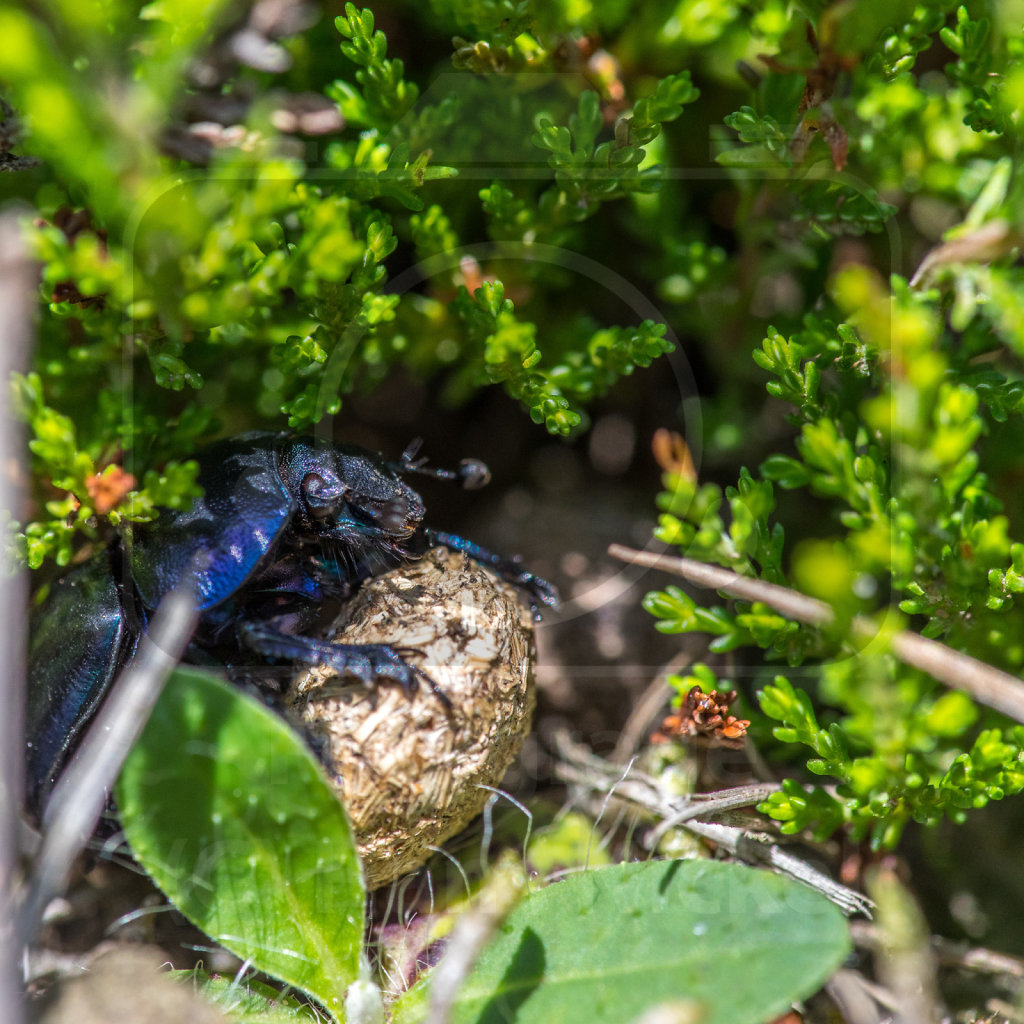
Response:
[392,860,850,1024]
[182,972,313,1023]
[116,668,365,1020]
[760,454,811,489]
[715,144,787,168]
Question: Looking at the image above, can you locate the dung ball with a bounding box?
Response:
[284,548,535,889]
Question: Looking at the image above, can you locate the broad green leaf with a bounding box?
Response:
[117,668,365,1020]
[393,860,849,1024]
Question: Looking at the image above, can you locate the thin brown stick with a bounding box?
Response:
[608,544,833,624]
[852,920,1024,980]
[426,862,527,1024]
[0,213,31,1024]
[611,651,693,764]
[17,588,197,945]
[552,730,872,917]
[609,544,1024,724]
[826,968,897,1023]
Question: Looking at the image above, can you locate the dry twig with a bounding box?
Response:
[0,211,32,1024]
[17,589,197,946]
[612,653,693,764]
[608,544,1024,724]
[868,867,943,1024]
[826,968,898,1024]
[425,860,527,1024]
[552,731,872,917]
[852,920,1024,981]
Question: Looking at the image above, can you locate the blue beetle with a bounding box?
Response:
[25,431,557,821]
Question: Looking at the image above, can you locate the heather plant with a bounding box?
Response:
[645,3,1024,850]
[0,0,683,568]
[5,0,1024,1020]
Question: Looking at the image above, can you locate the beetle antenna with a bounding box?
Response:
[400,437,425,465]
[392,440,492,491]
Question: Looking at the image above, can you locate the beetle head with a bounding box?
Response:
[283,439,425,541]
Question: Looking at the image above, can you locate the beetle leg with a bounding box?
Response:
[237,622,451,708]
[388,646,453,710]
[424,529,559,619]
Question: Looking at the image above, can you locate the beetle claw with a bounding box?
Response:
[520,574,560,620]
[388,646,452,710]
[314,640,450,712]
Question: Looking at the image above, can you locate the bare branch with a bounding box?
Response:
[852,920,1024,980]
[826,968,898,1024]
[612,653,693,764]
[0,211,33,1024]
[609,543,1024,724]
[608,544,832,624]
[551,730,872,917]
[17,589,197,945]
[426,860,527,1024]
[867,867,943,1024]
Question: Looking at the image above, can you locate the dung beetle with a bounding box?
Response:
[25,431,557,821]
